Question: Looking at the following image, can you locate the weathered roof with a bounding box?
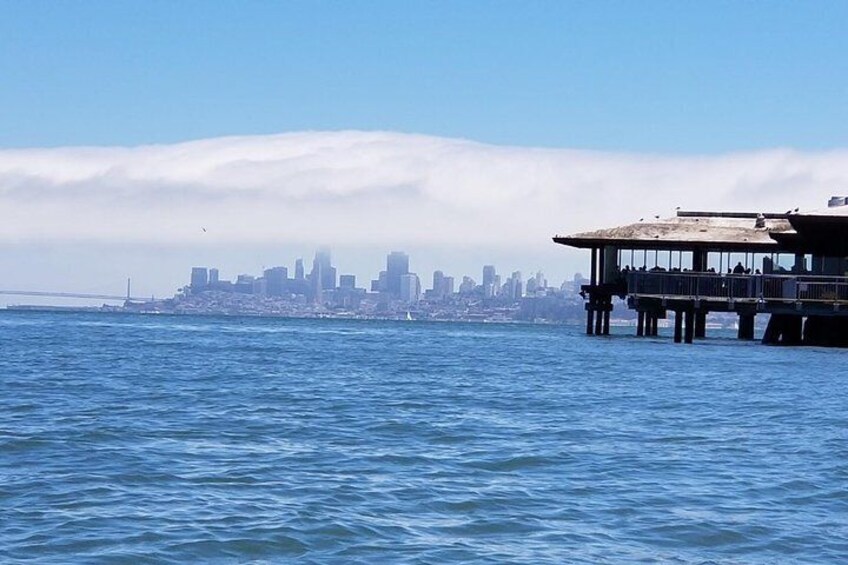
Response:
[553,212,795,251]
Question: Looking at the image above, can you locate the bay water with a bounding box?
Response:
[2,311,846,563]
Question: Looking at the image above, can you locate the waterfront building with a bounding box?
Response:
[294,258,305,280]
[339,274,356,289]
[209,268,220,286]
[554,197,848,346]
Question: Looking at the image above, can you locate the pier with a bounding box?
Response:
[554,197,848,346]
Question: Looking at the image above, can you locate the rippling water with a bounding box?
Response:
[2,311,847,563]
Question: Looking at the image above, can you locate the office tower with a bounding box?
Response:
[315,248,336,290]
[511,271,523,299]
[190,267,208,294]
[295,258,305,280]
[339,274,356,289]
[482,265,496,288]
[235,274,255,294]
[310,255,323,303]
[209,268,219,286]
[442,276,455,296]
[264,266,288,297]
[432,270,445,298]
[459,276,476,295]
[386,251,409,297]
[400,273,421,303]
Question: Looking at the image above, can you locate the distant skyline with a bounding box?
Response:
[2,3,847,305]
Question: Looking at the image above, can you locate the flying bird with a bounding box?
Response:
[201,227,207,233]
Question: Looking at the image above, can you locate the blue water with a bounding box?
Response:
[2,312,847,563]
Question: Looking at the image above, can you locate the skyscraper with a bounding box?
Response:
[209,268,219,286]
[386,251,409,297]
[264,266,288,297]
[400,273,421,303]
[432,270,445,297]
[190,267,208,294]
[315,248,336,290]
[295,258,305,280]
[339,274,356,289]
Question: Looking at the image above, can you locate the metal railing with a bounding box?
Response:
[625,271,848,303]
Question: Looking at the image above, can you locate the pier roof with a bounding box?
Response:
[553,211,795,252]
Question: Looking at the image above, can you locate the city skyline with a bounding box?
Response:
[186,249,570,305]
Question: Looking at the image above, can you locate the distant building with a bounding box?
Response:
[295,258,305,280]
[459,276,476,295]
[315,248,336,291]
[442,276,455,296]
[235,274,255,294]
[339,274,356,289]
[483,265,496,288]
[432,270,444,295]
[264,266,288,297]
[386,251,409,297]
[400,273,421,303]
[190,267,208,294]
[209,268,219,286]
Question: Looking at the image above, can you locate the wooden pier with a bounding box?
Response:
[554,200,848,347]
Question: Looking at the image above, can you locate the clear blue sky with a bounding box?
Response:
[1,1,847,152]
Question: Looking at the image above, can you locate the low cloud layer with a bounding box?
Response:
[0,131,845,248]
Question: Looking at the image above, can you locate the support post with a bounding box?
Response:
[586,306,595,335]
[738,313,755,340]
[684,309,695,344]
[695,311,706,339]
[674,310,683,343]
[637,311,645,337]
[602,307,610,335]
[594,303,603,335]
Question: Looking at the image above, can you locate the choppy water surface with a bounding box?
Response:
[2,311,847,563]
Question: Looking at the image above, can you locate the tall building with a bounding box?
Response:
[264,266,288,297]
[482,265,496,287]
[400,273,421,303]
[190,267,208,294]
[339,274,356,289]
[209,268,219,286]
[459,276,476,295]
[235,274,255,294]
[310,255,323,303]
[442,276,455,296]
[432,270,445,298]
[386,251,409,297]
[295,258,305,280]
[315,248,336,290]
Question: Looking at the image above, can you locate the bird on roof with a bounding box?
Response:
[785,209,792,214]
[639,218,644,222]
[794,207,799,212]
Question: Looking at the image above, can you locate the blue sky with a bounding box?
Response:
[2,1,847,152]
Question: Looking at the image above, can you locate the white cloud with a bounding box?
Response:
[0,130,844,250]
